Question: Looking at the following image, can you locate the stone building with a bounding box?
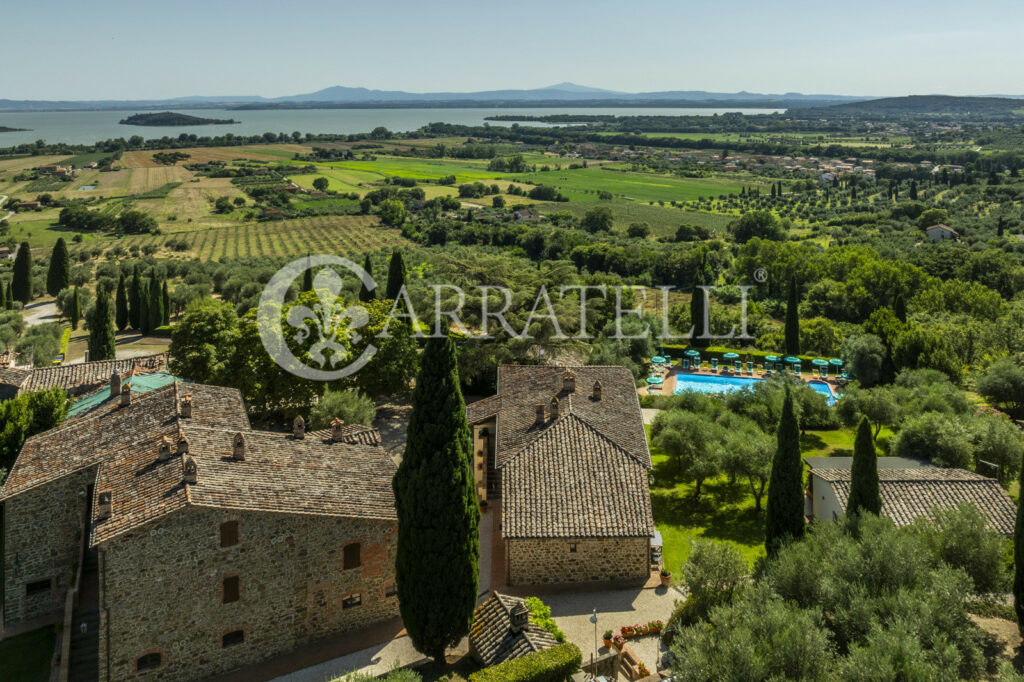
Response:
[1,377,399,681]
[468,366,654,585]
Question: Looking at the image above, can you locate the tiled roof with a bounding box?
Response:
[467,395,501,424]
[815,467,1016,535]
[307,424,382,447]
[494,365,649,468]
[0,366,31,390]
[1,381,248,501]
[502,413,654,539]
[21,353,166,393]
[470,592,558,667]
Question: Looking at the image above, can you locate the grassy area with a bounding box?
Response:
[0,626,56,682]
[513,166,749,203]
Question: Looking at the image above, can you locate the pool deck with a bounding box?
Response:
[640,363,846,397]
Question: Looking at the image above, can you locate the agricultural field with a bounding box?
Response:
[514,165,752,203]
[536,200,733,237]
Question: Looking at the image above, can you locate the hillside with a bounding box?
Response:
[821,95,1023,115]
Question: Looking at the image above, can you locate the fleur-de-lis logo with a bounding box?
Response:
[258,256,377,381]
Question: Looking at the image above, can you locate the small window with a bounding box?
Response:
[220,521,239,548]
[342,593,362,609]
[223,575,240,604]
[568,543,577,553]
[222,630,244,648]
[136,652,162,672]
[343,543,361,570]
[385,583,398,598]
[26,579,52,597]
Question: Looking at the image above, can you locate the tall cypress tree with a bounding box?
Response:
[161,280,170,325]
[301,254,314,293]
[893,294,907,324]
[385,250,406,300]
[0,280,5,310]
[358,254,376,302]
[87,288,116,361]
[69,286,81,331]
[392,336,479,662]
[46,238,70,296]
[846,417,881,518]
[1014,450,1024,631]
[138,281,151,335]
[784,275,800,356]
[12,241,32,305]
[765,387,804,557]
[4,279,12,309]
[690,267,708,348]
[115,271,129,331]
[129,266,142,330]
[147,275,163,332]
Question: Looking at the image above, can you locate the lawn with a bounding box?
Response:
[0,625,56,682]
[512,166,749,204]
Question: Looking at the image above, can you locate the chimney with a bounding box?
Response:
[561,369,576,393]
[549,396,560,421]
[535,404,546,425]
[232,433,246,461]
[96,491,112,520]
[110,370,122,396]
[180,394,192,418]
[293,415,306,440]
[120,383,132,407]
[158,436,173,461]
[330,417,345,443]
[183,456,198,484]
[509,601,529,634]
[177,436,189,455]
[592,380,603,401]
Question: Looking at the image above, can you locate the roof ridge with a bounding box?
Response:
[502,412,645,467]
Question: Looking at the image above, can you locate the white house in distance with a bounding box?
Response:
[925,223,959,241]
[805,457,1016,535]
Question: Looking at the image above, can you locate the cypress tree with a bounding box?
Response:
[846,417,881,518]
[161,280,170,325]
[302,254,314,292]
[115,272,129,331]
[784,275,800,356]
[87,288,116,361]
[0,280,5,310]
[138,282,151,336]
[385,250,406,300]
[358,254,376,302]
[392,336,479,662]
[893,294,907,323]
[46,237,70,296]
[12,241,32,305]
[4,279,12,309]
[147,275,163,332]
[129,266,142,330]
[690,268,708,348]
[765,387,804,557]
[69,286,81,331]
[1014,450,1024,631]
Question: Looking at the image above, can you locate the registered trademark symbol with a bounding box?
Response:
[753,268,768,283]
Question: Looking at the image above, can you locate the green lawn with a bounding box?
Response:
[0,626,56,682]
[513,166,750,204]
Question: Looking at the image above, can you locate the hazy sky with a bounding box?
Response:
[6,0,1023,100]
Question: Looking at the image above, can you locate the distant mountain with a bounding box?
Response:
[820,95,1024,115]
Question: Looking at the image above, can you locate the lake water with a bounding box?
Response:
[0,107,782,146]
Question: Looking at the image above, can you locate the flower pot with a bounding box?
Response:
[603,638,613,649]
[660,573,671,587]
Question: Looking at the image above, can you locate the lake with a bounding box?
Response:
[0,107,782,146]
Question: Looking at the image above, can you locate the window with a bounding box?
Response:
[220,521,239,548]
[342,593,362,609]
[568,543,577,553]
[343,543,361,570]
[222,630,244,648]
[384,583,398,598]
[25,579,52,597]
[223,575,240,604]
[136,652,162,672]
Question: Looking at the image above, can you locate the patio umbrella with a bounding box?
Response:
[811,358,829,367]
[784,356,801,364]
[829,358,844,367]
[684,349,701,358]
[764,355,780,362]
[646,376,664,385]
[652,356,666,364]
[722,352,739,360]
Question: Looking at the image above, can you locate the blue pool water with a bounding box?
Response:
[77,185,95,190]
[673,373,837,405]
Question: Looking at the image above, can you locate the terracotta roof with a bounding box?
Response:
[814,467,1016,535]
[502,413,654,539]
[3,353,167,394]
[494,365,649,469]
[469,592,558,666]
[467,395,501,424]
[0,366,31,390]
[307,424,382,447]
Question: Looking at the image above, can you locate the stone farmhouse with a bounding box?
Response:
[1,376,399,681]
[0,352,166,400]
[468,366,655,586]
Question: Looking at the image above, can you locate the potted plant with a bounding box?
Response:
[649,620,663,634]
[612,634,625,650]
[638,663,650,677]
[603,630,613,648]
[660,568,671,586]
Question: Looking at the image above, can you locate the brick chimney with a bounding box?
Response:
[120,383,132,407]
[177,436,189,455]
[330,417,345,443]
[183,456,198,484]
[561,369,576,393]
[232,433,246,461]
[293,415,306,440]
[509,601,529,634]
[110,370,122,396]
[592,380,603,401]
[549,396,560,421]
[96,491,112,520]
[158,436,173,461]
[180,394,192,418]
[535,403,546,425]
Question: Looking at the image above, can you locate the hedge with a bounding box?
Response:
[468,643,582,682]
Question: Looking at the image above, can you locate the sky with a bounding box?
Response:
[5,0,1024,100]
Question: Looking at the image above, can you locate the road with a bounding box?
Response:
[0,195,11,222]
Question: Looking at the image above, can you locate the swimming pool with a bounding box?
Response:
[673,373,837,405]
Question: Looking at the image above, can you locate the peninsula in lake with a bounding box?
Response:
[118,111,239,126]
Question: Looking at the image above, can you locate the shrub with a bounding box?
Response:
[524,597,565,643]
[309,389,376,430]
[468,643,581,682]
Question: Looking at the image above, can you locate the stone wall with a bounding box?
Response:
[98,506,398,682]
[2,467,94,627]
[507,537,649,585]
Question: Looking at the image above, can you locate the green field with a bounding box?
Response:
[513,165,749,203]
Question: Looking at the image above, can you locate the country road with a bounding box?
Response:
[0,194,11,222]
